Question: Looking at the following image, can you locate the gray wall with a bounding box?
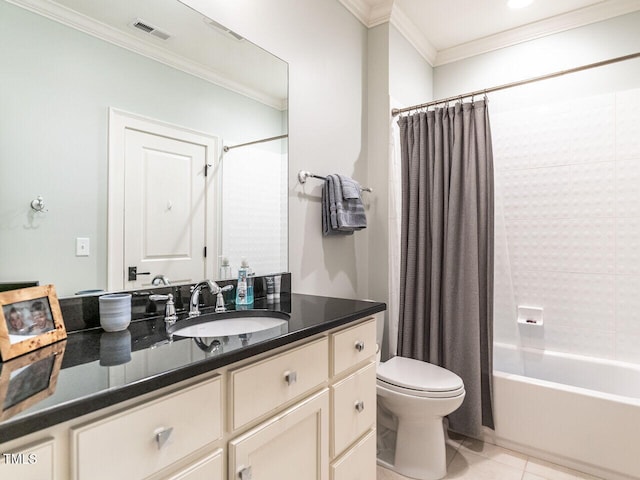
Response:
[184,0,371,299]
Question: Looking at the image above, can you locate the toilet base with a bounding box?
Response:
[376,387,465,480]
[376,416,448,480]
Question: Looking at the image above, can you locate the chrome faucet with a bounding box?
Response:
[151,274,170,286]
[189,280,234,317]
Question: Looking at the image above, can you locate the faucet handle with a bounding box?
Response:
[164,294,178,324]
[215,285,234,312]
[149,294,170,302]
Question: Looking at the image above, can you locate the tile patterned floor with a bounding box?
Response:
[377,433,602,480]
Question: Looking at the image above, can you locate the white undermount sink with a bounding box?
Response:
[167,310,289,338]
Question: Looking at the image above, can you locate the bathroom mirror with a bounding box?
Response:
[0,0,288,297]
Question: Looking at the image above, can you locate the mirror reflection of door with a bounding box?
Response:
[108,110,218,290]
[124,130,206,288]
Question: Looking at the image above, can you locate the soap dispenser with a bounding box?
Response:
[235,258,254,306]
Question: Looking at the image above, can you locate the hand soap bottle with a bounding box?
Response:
[235,258,254,306]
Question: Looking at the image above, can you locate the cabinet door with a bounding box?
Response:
[331,429,376,480]
[229,389,329,480]
[165,449,223,480]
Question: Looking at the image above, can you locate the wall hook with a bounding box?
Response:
[30,195,47,213]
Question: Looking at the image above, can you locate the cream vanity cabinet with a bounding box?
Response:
[226,317,377,480]
[0,315,379,480]
[227,338,330,480]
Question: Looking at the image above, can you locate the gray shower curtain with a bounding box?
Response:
[397,100,494,438]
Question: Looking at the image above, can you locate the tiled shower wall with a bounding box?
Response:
[492,87,640,363]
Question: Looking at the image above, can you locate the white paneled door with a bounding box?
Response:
[124,129,206,288]
[108,109,218,290]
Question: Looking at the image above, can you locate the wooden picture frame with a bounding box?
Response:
[0,340,66,421]
[0,285,67,361]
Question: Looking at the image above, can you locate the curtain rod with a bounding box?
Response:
[391,52,640,117]
[223,134,288,152]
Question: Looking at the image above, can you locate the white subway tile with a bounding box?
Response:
[615,159,640,217]
[616,332,640,363]
[615,216,640,274]
[616,88,640,161]
[506,218,614,274]
[567,93,615,164]
[519,324,614,359]
[512,270,614,331]
[615,275,640,335]
[568,162,615,218]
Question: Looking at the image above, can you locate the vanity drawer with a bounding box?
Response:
[230,337,328,430]
[0,437,54,480]
[331,362,376,456]
[331,319,376,377]
[331,429,376,480]
[71,376,222,480]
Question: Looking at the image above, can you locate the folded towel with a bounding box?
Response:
[334,174,366,231]
[322,179,347,236]
[338,174,361,200]
[321,174,366,236]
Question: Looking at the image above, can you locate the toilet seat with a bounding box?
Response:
[377,356,465,399]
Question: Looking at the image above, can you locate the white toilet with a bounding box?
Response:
[376,355,465,480]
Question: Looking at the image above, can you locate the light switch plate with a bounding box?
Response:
[76,237,90,256]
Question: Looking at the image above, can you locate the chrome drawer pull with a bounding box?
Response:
[239,466,252,480]
[354,341,365,352]
[355,400,365,413]
[155,426,173,450]
[284,371,297,385]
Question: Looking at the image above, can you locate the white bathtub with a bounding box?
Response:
[492,343,640,480]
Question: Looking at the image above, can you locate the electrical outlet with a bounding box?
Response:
[76,237,90,256]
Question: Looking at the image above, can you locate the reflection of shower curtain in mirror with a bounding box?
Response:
[221,145,288,277]
[396,101,495,438]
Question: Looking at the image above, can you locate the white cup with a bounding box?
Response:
[98,293,132,332]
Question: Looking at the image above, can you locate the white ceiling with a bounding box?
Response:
[339,0,640,65]
[10,0,288,109]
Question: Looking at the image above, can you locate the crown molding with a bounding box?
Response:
[389,5,436,66]
[434,0,640,66]
[341,0,640,69]
[6,0,287,110]
[338,0,394,27]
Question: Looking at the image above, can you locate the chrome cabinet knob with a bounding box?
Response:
[284,371,297,385]
[239,466,252,480]
[354,400,365,413]
[354,341,365,352]
[155,426,173,449]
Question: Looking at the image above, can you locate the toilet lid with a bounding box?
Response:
[377,356,464,393]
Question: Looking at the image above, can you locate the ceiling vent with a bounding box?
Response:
[130,18,171,40]
[203,18,244,41]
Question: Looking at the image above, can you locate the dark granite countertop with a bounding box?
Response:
[0,293,385,443]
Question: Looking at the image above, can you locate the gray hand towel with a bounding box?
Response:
[322,176,352,236]
[335,174,367,230]
[338,174,361,200]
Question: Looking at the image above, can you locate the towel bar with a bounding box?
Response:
[297,170,373,193]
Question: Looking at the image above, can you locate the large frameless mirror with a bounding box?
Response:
[0,0,288,296]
